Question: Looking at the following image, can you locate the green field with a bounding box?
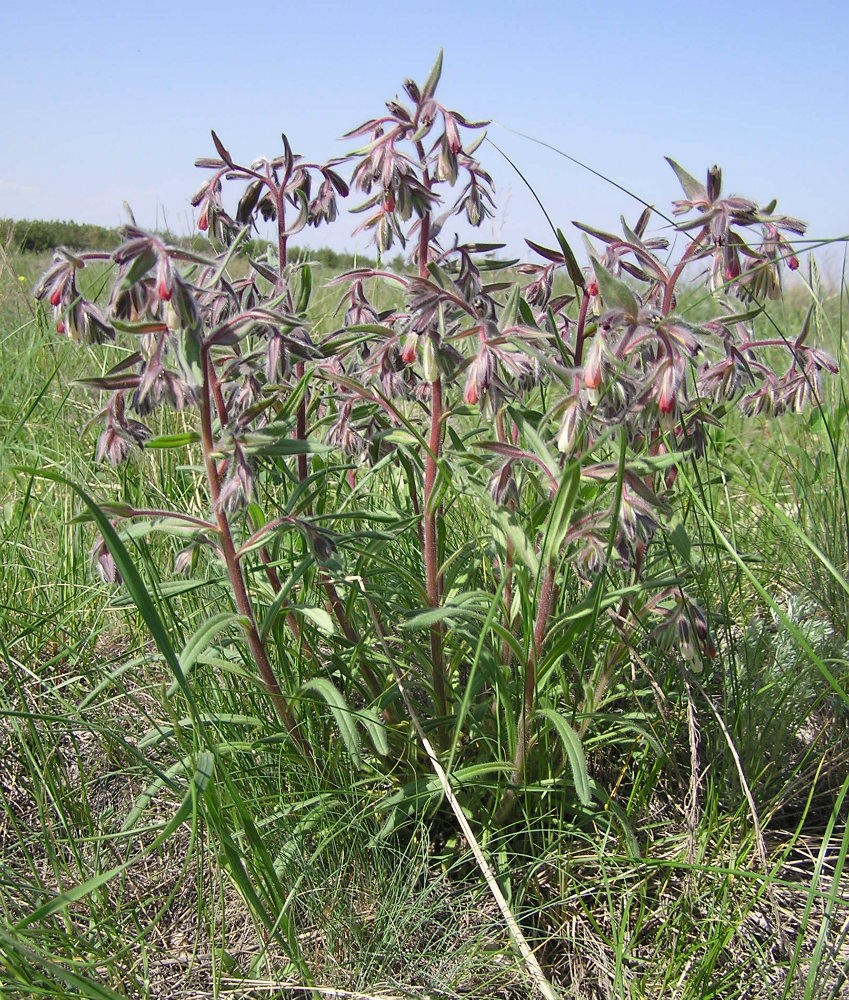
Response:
[1,237,848,1000]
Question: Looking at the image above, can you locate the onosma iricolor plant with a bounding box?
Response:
[35,51,835,827]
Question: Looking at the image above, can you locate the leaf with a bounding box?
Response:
[291,605,336,634]
[167,611,244,697]
[492,509,540,576]
[665,157,707,203]
[588,779,641,857]
[534,708,591,805]
[555,228,586,288]
[138,714,262,750]
[75,373,141,391]
[422,49,443,99]
[211,130,234,166]
[400,605,462,630]
[542,462,581,568]
[240,433,331,458]
[0,926,129,1000]
[110,318,170,335]
[425,458,452,515]
[301,678,361,767]
[572,220,619,245]
[26,471,193,702]
[295,262,312,314]
[354,706,389,757]
[144,432,201,449]
[499,282,522,330]
[119,247,157,290]
[525,239,564,264]
[175,318,203,390]
[590,258,638,316]
[667,515,702,573]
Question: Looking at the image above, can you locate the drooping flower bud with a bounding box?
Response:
[656,359,679,415]
[583,335,605,391]
[556,397,582,453]
[401,333,419,365]
[422,335,439,383]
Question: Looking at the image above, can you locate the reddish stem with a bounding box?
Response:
[199,348,307,754]
[663,226,709,314]
[573,290,592,367]
[424,376,448,719]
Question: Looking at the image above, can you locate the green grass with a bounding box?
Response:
[1,243,848,999]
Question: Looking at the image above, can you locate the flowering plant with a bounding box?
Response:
[35,52,833,824]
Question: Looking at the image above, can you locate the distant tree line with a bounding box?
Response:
[2,218,405,271]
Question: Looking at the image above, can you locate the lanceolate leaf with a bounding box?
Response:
[422,49,444,100]
[301,677,361,767]
[665,157,707,202]
[555,228,586,288]
[542,462,581,569]
[534,708,591,805]
[591,257,638,316]
[166,611,244,697]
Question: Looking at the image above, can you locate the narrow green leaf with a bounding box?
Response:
[542,462,581,568]
[667,515,702,572]
[355,706,389,757]
[0,927,128,1000]
[422,49,443,99]
[295,261,312,314]
[301,677,361,767]
[24,470,191,701]
[19,753,214,928]
[166,611,243,697]
[291,605,336,634]
[110,317,170,335]
[241,433,331,457]
[535,708,591,805]
[144,431,201,449]
[492,509,540,576]
[555,228,586,288]
[588,779,641,857]
[425,458,453,515]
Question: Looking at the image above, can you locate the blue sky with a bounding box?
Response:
[3,0,847,270]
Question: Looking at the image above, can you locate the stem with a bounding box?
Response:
[663,225,709,314]
[295,361,308,482]
[495,410,515,670]
[199,348,307,753]
[269,170,308,484]
[424,375,447,719]
[512,563,556,786]
[573,290,591,367]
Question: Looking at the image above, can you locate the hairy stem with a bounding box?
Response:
[663,225,708,314]
[199,349,307,753]
[424,375,448,720]
[512,563,556,785]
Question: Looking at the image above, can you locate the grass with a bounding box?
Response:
[1,241,848,999]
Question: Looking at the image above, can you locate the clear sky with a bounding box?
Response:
[3,0,847,271]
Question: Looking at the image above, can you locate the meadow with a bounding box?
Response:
[1,59,849,1000]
